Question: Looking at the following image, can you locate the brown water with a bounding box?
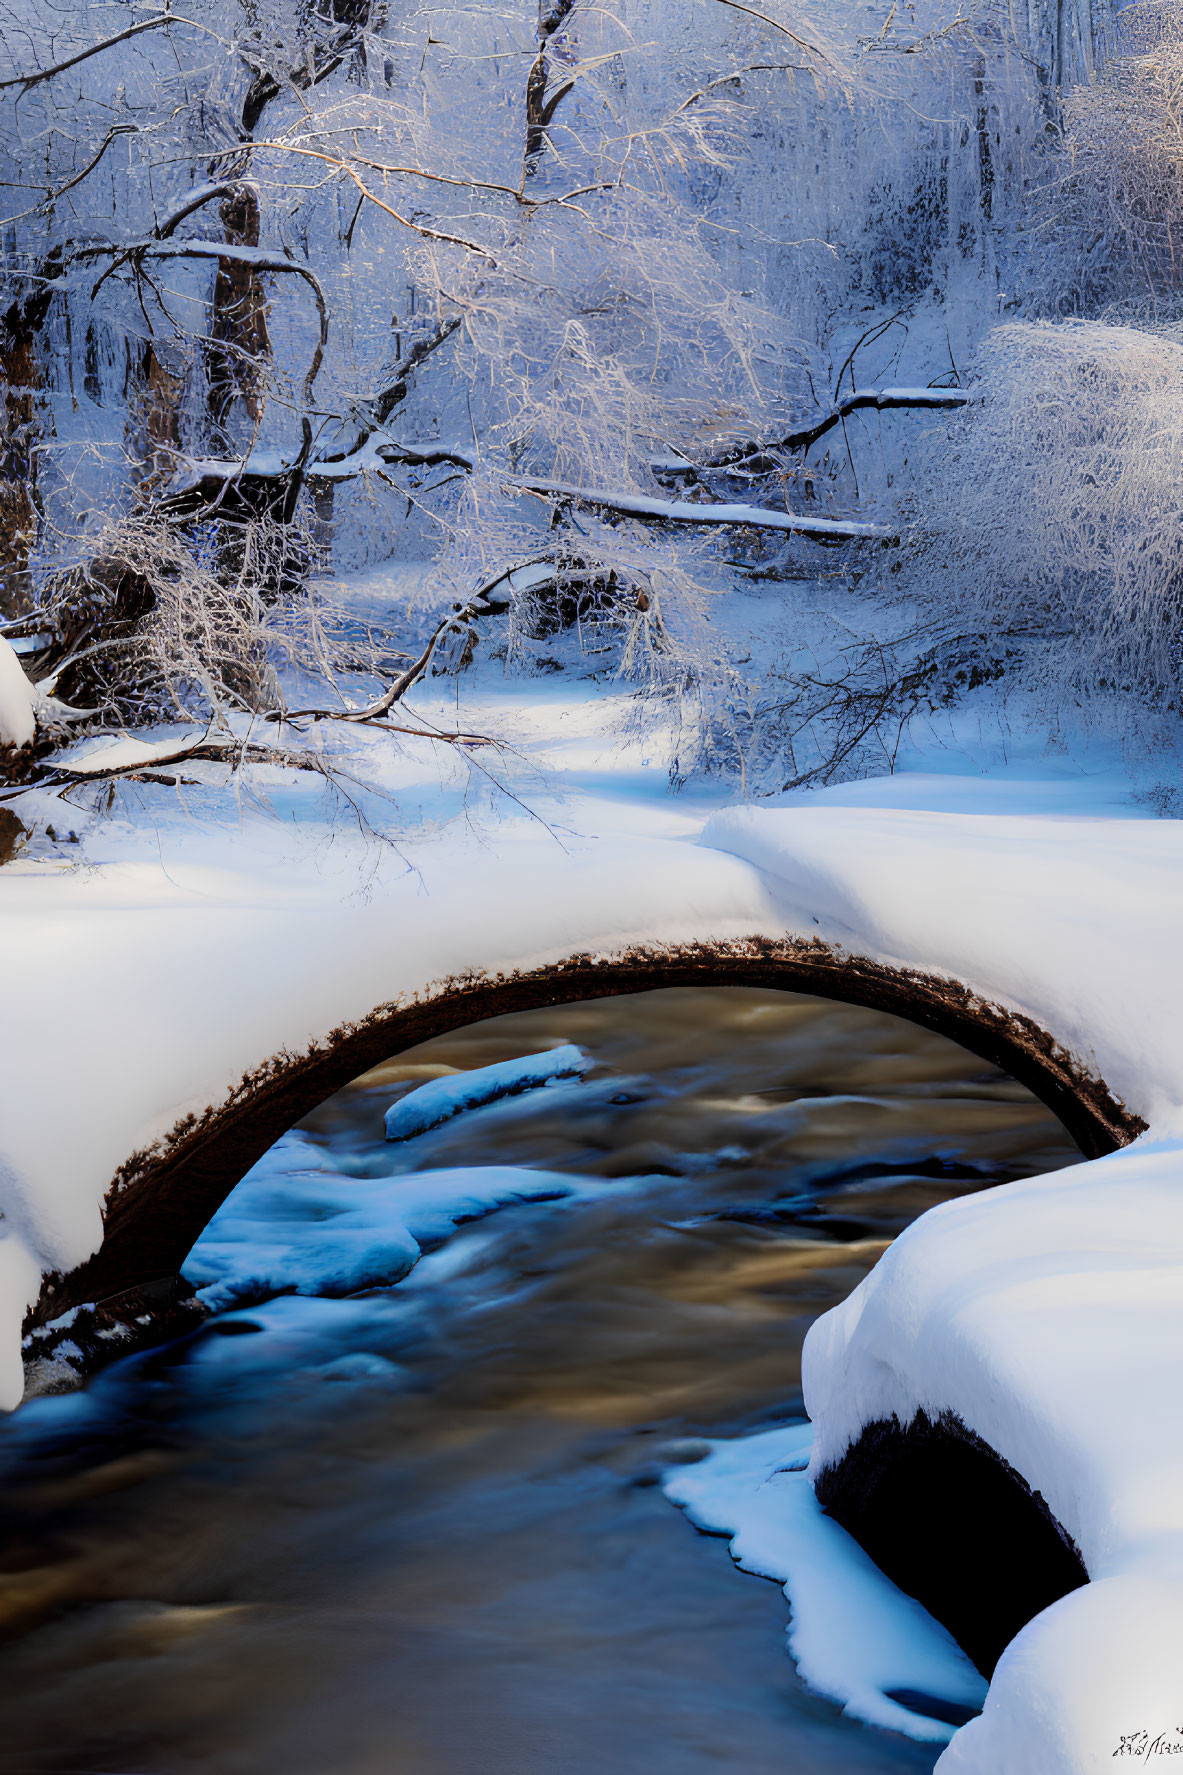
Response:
[0,988,1079,1775]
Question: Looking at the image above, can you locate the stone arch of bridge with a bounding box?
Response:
[29,938,1142,1331]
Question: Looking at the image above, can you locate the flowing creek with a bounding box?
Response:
[0,988,1080,1774]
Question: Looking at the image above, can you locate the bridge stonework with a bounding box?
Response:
[27,936,1140,1334]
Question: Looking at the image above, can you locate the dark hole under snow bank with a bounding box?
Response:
[814,1408,1090,1679]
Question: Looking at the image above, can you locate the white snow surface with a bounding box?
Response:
[662,1424,987,1743]
[51,727,217,775]
[700,799,1183,1130]
[383,1044,589,1140]
[0,636,37,747]
[2,680,1183,1765]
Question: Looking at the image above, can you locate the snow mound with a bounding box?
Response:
[693,793,1183,1768]
[936,1572,1183,1774]
[663,1424,987,1744]
[384,1044,590,1141]
[0,637,36,748]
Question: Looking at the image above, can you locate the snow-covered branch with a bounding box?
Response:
[276,582,508,725]
[39,721,492,788]
[511,478,887,540]
[155,183,249,241]
[688,387,971,473]
[82,240,329,404]
[316,319,464,464]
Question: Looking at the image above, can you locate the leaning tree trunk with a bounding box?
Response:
[524,0,578,173]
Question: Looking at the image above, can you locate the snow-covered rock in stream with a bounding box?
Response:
[183,1129,616,1309]
[383,1044,589,1140]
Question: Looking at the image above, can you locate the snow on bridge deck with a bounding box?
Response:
[0,746,1181,1771]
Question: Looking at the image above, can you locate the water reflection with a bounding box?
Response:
[0,989,1078,1774]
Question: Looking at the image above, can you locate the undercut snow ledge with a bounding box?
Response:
[383,1044,589,1140]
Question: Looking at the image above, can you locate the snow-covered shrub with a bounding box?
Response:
[37,512,354,728]
[910,320,1183,705]
[1040,2,1183,309]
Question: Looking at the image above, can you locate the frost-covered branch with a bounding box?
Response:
[155,182,249,241]
[690,386,971,473]
[81,240,329,404]
[276,585,507,725]
[316,319,464,464]
[708,0,846,71]
[0,16,176,92]
[0,123,141,225]
[237,142,500,259]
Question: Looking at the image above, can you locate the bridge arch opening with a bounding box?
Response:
[18,978,1108,1727]
[34,951,1139,1330]
[34,943,1139,1330]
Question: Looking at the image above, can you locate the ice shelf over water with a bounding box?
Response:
[184,1128,620,1310]
[662,1424,988,1744]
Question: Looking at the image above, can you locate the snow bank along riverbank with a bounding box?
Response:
[1,746,1181,1769]
[701,796,1183,1768]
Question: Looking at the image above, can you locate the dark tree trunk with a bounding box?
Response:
[207,189,272,435]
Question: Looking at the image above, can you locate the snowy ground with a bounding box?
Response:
[2,626,1183,1769]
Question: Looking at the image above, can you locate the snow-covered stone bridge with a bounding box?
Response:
[2,763,1182,1771]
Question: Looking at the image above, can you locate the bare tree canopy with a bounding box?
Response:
[0,0,1178,797]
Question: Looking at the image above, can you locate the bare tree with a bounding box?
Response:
[0,0,1122,794]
